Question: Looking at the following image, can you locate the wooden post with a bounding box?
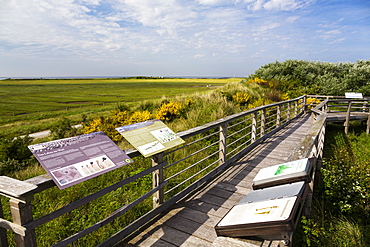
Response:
[260,109,266,137]
[276,105,281,127]
[287,102,291,120]
[219,124,227,166]
[251,112,258,143]
[344,101,352,134]
[317,124,326,165]
[362,101,367,112]
[294,100,298,117]
[367,109,370,134]
[0,200,9,247]
[303,96,307,113]
[9,197,36,247]
[0,177,37,247]
[152,153,164,208]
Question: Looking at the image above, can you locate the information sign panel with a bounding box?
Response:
[28,131,133,189]
[215,182,307,239]
[116,119,185,157]
[238,181,306,205]
[345,92,363,99]
[217,196,298,227]
[252,158,313,189]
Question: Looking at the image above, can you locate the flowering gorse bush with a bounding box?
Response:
[83,110,152,142]
[232,92,251,106]
[156,101,185,121]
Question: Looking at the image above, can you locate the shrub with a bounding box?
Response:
[0,135,33,162]
[156,101,185,122]
[0,158,34,176]
[306,97,322,109]
[247,98,274,109]
[264,90,282,102]
[50,117,81,139]
[83,116,124,142]
[321,131,370,215]
[245,77,269,87]
[126,111,152,125]
[232,92,251,106]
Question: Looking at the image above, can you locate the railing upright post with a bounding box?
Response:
[251,112,258,143]
[367,109,370,134]
[276,105,281,127]
[303,96,308,112]
[287,102,291,120]
[0,200,9,247]
[294,100,298,117]
[318,124,326,167]
[260,109,266,137]
[219,124,228,166]
[344,101,352,134]
[362,101,367,112]
[152,153,164,208]
[9,197,36,247]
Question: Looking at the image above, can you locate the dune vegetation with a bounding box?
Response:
[1,60,369,246]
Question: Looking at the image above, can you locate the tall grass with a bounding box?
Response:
[2,80,269,246]
[294,123,370,246]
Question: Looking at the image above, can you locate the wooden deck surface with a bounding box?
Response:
[326,111,369,122]
[121,114,314,247]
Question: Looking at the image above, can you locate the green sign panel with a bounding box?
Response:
[116,120,185,157]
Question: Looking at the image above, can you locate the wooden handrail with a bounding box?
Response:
[0,94,328,247]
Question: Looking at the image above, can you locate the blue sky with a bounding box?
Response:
[0,0,369,78]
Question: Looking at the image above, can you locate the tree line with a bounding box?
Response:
[248,59,370,97]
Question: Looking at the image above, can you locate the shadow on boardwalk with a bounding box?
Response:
[122,114,313,247]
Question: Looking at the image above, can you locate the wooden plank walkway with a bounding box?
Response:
[327,112,369,122]
[121,114,314,247]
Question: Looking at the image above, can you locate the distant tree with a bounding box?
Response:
[249,59,370,96]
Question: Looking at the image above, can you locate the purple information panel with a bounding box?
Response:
[28,131,133,189]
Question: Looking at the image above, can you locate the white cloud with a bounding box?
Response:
[0,0,368,77]
[264,0,300,11]
[258,22,281,32]
[286,16,300,23]
[248,0,314,11]
[118,0,197,35]
[328,37,346,44]
[194,54,205,58]
[318,29,342,40]
[249,0,264,11]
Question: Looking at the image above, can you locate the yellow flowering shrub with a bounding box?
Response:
[185,98,194,106]
[232,92,251,106]
[111,110,130,124]
[156,101,185,121]
[246,77,278,89]
[83,116,124,142]
[126,111,152,125]
[281,93,290,101]
[247,98,274,109]
[246,77,268,85]
[306,97,321,109]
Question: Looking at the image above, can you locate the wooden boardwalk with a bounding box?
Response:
[122,114,313,247]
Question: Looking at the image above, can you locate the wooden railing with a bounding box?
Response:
[306,95,370,134]
[0,94,334,246]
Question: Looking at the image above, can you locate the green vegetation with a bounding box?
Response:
[248,59,370,97]
[294,124,370,246]
[0,77,240,137]
[1,60,370,246]
[1,78,273,246]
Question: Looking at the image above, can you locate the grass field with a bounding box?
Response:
[0,78,243,136]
